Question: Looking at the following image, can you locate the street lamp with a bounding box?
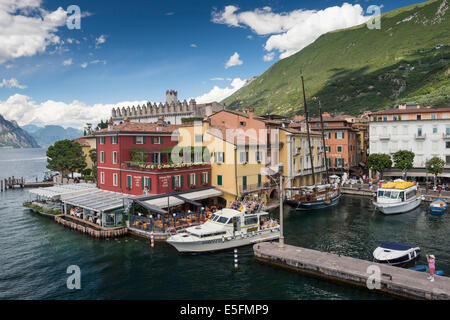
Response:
[278,162,285,249]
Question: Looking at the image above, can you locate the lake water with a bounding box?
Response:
[1,148,449,299]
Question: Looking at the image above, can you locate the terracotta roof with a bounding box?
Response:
[73,138,90,147]
[94,122,182,134]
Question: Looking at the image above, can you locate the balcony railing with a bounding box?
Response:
[414,133,426,139]
[239,182,277,194]
[122,161,210,171]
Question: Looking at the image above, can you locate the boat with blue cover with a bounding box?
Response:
[430,197,446,216]
[408,265,444,276]
[373,242,420,265]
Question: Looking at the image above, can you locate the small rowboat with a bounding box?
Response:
[430,197,446,216]
[408,265,444,276]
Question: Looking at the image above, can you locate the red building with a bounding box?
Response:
[94,119,211,196]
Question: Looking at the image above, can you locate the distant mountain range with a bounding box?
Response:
[0,115,40,148]
[22,125,84,147]
[223,0,450,117]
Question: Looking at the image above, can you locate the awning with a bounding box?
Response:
[135,200,168,214]
[174,195,202,207]
[142,196,184,209]
[63,189,135,212]
[28,183,97,200]
[177,188,223,201]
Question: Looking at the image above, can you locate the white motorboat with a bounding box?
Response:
[373,242,420,265]
[373,180,423,215]
[166,208,280,253]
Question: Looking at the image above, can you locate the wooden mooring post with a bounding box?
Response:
[2,176,25,190]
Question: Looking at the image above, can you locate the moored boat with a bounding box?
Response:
[373,242,420,265]
[373,180,422,215]
[408,265,444,276]
[284,184,341,210]
[430,197,446,216]
[166,207,280,253]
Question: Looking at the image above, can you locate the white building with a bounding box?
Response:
[369,106,450,169]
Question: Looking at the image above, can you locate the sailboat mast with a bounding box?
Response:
[318,100,330,184]
[301,75,316,186]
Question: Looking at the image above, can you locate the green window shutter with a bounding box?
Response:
[143,136,146,144]
[201,173,204,184]
[217,175,222,186]
[148,178,151,190]
[133,136,137,144]
[214,152,217,162]
[142,177,144,190]
[243,176,247,189]
[258,174,261,187]
[188,174,191,186]
[127,176,131,188]
[207,172,210,184]
[246,152,249,162]
[172,176,175,189]
[180,175,184,188]
[151,137,154,144]
[335,133,337,139]
[342,132,344,139]
[110,136,113,144]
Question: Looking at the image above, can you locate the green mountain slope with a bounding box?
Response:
[223,0,450,117]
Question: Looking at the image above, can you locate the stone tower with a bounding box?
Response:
[166,90,178,105]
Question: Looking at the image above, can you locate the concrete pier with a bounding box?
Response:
[254,242,450,300]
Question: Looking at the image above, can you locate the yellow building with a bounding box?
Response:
[73,135,97,169]
[278,127,325,195]
[177,120,269,205]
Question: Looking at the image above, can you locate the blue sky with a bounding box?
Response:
[0,0,425,128]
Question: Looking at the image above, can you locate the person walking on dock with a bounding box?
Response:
[426,254,436,282]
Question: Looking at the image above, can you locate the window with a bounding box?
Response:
[143,177,151,190]
[172,175,183,189]
[393,115,398,121]
[383,116,387,121]
[446,141,450,149]
[152,153,161,164]
[239,121,246,126]
[244,215,258,226]
[152,136,162,144]
[201,172,210,184]
[126,175,132,189]
[335,132,344,139]
[335,158,345,168]
[188,173,197,186]
[417,128,422,136]
[240,151,249,164]
[257,174,262,187]
[111,136,118,144]
[242,176,247,190]
[431,114,437,120]
[99,137,105,145]
[99,151,105,163]
[337,146,343,153]
[325,132,331,139]
[195,134,203,143]
[100,172,105,184]
[217,175,223,186]
[112,151,118,164]
[255,151,262,163]
[417,115,421,120]
[135,136,144,144]
[325,146,331,152]
[446,156,450,165]
[214,152,224,164]
[433,127,438,134]
[113,173,118,186]
[446,127,450,135]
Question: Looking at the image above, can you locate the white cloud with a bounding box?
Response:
[0,78,27,89]
[196,78,247,103]
[190,43,198,47]
[0,1,68,65]
[62,58,72,66]
[0,94,148,129]
[80,62,88,68]
[95,34,106,47]
[212,3,369,59]
[90,59,106,65]
[263,52,275,61]
[210,77,225,81]
[225,52,243,69]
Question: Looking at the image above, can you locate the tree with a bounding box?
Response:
[46,140,87,178]
[89,148,97,166]
[367,153,392,180]
[96,120,108,130]
[426,157,445,186]
[393,150,415,179]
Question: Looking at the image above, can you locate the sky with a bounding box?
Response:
[0,0,425,129]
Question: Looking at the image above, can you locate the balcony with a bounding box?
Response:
[379,134,390,140]
[122,161,211,172]
[299,166,326,176]
[414,133,426,139]
[239,182,277,194]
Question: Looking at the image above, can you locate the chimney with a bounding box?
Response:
[247,108,254,119]
[157,116,164,126]
[108,119,114,130]
[124,117,130,123]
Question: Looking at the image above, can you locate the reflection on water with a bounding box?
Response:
[0,149,449,299]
